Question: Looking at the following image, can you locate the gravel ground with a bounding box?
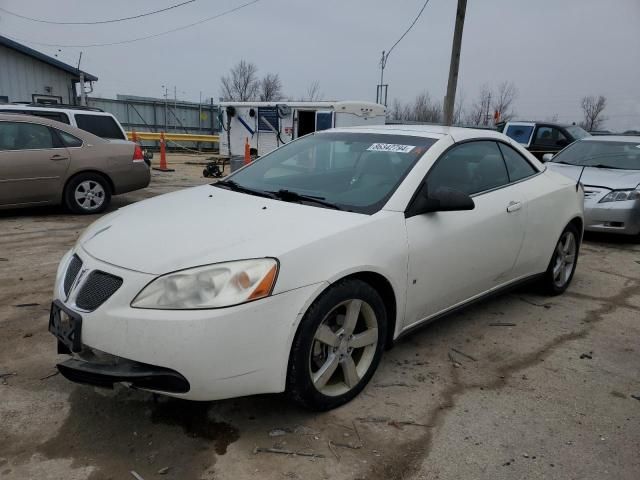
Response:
[1,155,639,480]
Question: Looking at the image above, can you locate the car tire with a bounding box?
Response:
[541,223,580,295]
[286,278,387,411]
[64,173,111,214]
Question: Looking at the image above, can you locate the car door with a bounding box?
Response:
[0,120,70,206]
[530,126,569,160]
[404,140,527,328]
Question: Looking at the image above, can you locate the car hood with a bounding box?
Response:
[546,163,640,190]
[80,185,370,275]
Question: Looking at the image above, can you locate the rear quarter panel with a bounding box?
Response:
[67,141,150,194]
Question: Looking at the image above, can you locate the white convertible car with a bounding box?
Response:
[50,125,584,410]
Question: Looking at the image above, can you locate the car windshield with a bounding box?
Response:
[551,140,640,170]
[565,125,590,140]
[221,132,436,214]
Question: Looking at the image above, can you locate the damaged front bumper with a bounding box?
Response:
[57,356,190,394]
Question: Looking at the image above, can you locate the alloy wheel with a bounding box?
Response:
[75,180,105,211]
[552,230,577,288]
[309,299,379,396]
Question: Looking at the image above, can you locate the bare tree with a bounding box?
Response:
[465,84,492,125]
[388,98,411,121]
[389,99,404,121]
[464,82,517,125]
[304,81,323,101]
[259,73,283,102]
[411,92,442,123]
[220,60,259,101]
[492,81,518,122]
[579,95,607,131]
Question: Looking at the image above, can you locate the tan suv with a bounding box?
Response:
[0,113,150,213]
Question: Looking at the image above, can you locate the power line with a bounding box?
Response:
[0,0,196,25]
[386,0,431,61]
[2,0,262,48]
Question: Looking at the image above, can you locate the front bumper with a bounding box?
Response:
[52,249,327,400]
[58,357,190,393]
[584,200,640,235]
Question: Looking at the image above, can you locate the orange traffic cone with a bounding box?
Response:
[153,131,175,172]
[244,137,251,165]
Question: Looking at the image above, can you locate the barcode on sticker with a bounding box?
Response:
[367,143,415,153]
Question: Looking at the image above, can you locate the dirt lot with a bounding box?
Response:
[1,154,639,480]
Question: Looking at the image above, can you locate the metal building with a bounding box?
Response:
[0,34,97,105]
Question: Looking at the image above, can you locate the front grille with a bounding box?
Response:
[76,271,123,311]
[63,255,83,296]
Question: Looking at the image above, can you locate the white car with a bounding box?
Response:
[50,125,584,410]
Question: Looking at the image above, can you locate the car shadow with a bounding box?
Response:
[583,231,639,246]
[0,195,142,220]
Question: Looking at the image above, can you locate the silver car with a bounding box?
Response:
[546,136,640,235]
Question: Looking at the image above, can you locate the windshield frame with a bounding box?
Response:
[220,131,437,215]
[551,139,640,170]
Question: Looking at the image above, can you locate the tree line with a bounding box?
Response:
[220,60,608,131]
[220,60,323,102]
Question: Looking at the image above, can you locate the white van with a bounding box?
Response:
[0,104,127,140]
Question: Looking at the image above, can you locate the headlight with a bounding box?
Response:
[131,258,278,309]
[598,188,640,203]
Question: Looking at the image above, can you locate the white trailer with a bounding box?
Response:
[218,100,386,157]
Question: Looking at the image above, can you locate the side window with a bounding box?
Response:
[498,143,537,182]
[57,129,83,147]
[505,125,534,144]
[427,141,509,196]
[74,114,125,139]
[28,111,71,124]
[534,127,567,146]
[0,121,54,150]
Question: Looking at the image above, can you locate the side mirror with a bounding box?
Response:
[408,185,475,217]
[542,153,554,162]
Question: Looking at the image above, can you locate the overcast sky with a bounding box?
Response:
[1,0,638,130]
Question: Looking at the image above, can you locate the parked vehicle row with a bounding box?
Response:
[0,113,150,213]
[498,120,590,160]
[49,125,584,410]
[547,135,640,235]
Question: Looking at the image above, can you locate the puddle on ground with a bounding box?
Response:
[38,387,239,479]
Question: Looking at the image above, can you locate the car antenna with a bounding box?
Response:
[576,165,587,192]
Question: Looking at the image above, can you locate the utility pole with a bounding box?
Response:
[77,52,87,106]
[376,50,388,106]
[443,0,467,126]
[484,92,492,126]
[162,85,168,131]
[173,86,177,131]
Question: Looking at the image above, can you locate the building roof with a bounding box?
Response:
[0,34,98,81]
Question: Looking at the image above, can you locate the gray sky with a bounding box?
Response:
[1,0,639,130]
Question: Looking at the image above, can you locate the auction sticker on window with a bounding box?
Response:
[367,143,416,153]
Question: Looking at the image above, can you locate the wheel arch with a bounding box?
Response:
[342,271,398,349]
[568,216,584,242]
[62,169,115,202]
[293,270,400,351]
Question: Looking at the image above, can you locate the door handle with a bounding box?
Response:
[506,201,522,213]
[50,154,68,161]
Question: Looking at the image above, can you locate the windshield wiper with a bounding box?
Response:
[214,180,275,199]
[268,189,343,210]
